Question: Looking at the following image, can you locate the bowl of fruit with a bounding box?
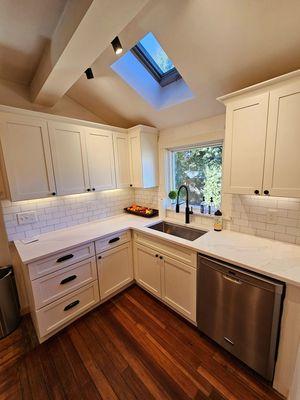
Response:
[124,204,159,218]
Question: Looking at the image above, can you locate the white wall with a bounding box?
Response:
[0,77,106,123]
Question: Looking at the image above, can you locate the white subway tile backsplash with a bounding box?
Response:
[231,195,300,245]
[2,189,134,241]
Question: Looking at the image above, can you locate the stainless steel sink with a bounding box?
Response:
[148,221,207,241]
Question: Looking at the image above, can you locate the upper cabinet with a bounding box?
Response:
[48,121,89,196]
[264,81,300,197]
[85,128,116,191]
[222,93,269,195]
[128,125,158,188]
[0,109,158,201]
[113,132,131,188]
[0,113,56,201]
[219,71,300,198]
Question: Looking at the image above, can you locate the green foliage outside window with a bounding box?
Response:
[173,145,223,207]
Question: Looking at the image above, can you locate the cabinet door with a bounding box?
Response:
[113,132,131,188]
[264,82,300,197]
[85,128,116,191]
[222,93,269,195]
[162,255,196,322]
[48,122,89,195]
[134,243,162,298]
[98,243,133,300]
[129,132,142,188]
[0,113,55,201]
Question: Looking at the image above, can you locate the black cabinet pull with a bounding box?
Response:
[130,184,133,187]
[92,188,95,191]
[52,192,56,196]
[108,237,120,244]
[64,300,80,311]
[254,190,260,195]
[155,254,159,257]
[264,190,270,195]
[159,256,163,260]
[60,275,77,285]
[87,188,91,192]
[57,254,74,263]
[98,256,102,260]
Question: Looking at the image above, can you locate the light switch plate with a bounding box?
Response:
[17,211,37,225]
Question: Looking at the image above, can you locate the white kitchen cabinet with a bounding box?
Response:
[133,240,197,322]
[134,243,162,297]
[222,93,269,195]
[85,128,116,191]
[128,125,158,188]
[97,242,133,300]
[113,132,131,188]
[219,72,300,198]
[48,121,89,195]
[0,113,56,201]
[162,255,196,321]
[264,81,300,197]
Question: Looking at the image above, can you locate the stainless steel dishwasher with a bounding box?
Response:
[197,254,284,381]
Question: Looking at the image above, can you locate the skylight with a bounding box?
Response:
[110,32,194,110]
[131,32,181,87]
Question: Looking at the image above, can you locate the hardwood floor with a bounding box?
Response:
[0,285,285,400]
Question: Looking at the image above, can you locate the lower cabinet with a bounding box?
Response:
[97,242,133,300]
[134,243,162,297]
[162,255,196,321]
[134,242,197,322]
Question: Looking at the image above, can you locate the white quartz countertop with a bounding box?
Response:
[14,214,300,286]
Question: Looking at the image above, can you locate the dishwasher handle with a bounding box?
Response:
[223,275,242,285]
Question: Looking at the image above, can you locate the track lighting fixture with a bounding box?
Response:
[85,68,94,79]
[111,36,123,55]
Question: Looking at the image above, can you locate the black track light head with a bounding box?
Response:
[85,68,94,79]
[111,36,123,55]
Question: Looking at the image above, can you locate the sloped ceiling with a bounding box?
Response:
[67,0,300,129]
[0,0,67,85]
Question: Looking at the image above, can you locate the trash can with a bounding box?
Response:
[0,266,20,338]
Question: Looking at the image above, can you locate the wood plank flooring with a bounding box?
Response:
[0,285,285,400]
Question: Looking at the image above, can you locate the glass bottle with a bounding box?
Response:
[200,196,207,214]
[208,197,215,215]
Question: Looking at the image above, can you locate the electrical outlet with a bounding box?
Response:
[17,211,37,225]
[266,209,278,224]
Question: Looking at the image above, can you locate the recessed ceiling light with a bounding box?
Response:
[111,36,123,55]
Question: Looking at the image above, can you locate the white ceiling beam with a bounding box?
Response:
[30,0,149,106]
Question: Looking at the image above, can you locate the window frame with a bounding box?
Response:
[131,43,181,87]
[169,141,223,207]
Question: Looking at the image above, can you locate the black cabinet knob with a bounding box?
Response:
[52,192,56,196]
[92,188,95,191]
[254,190,260,195]
[98,256,102,260]
[264,190,270,195]
[159,256,163,260]
[155,254,158,257]
[87,188,91,192]
[130,184,133,187]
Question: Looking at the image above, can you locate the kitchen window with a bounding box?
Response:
[170,144,223,208]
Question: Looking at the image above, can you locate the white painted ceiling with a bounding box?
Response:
[1,0,300,129]
[67,0,300,129]
[0,0,67,85]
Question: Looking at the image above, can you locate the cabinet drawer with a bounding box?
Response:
[28,242,95,280]
[36,281,99,337]
[31,257,97,309]
[133,232,197,267]
[95,230,131,253]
